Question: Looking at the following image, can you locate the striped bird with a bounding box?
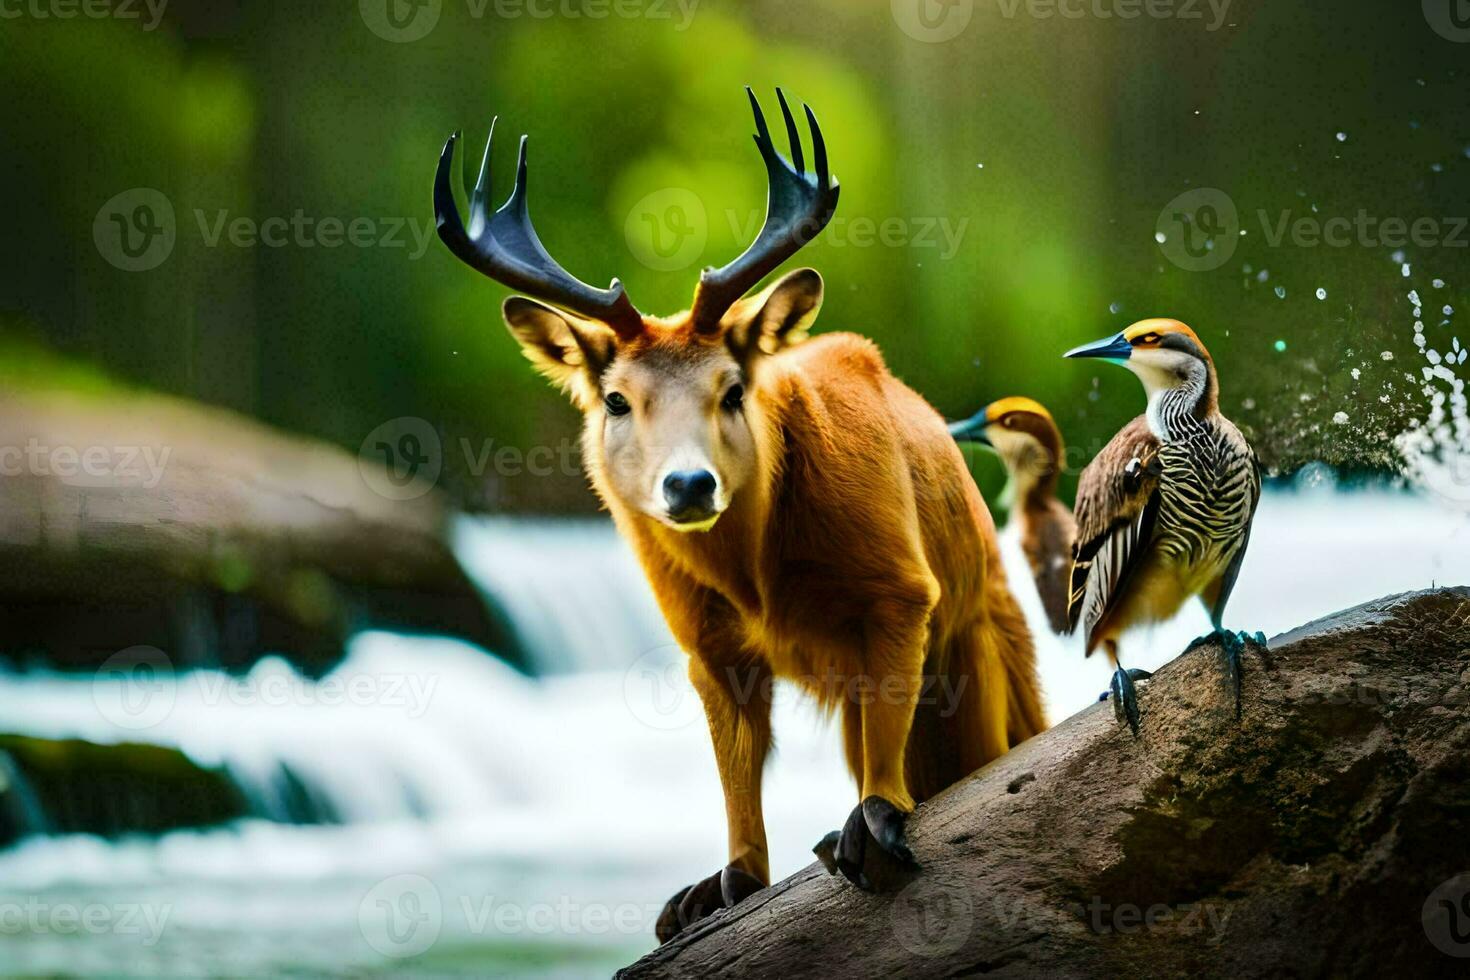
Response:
[1064,319,1262,735]
[949,397,1075,634]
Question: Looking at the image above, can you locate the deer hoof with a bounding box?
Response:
[654,864,765,945]
[815,795,920,892]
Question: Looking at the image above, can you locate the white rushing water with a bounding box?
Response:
[0,488,1467,976]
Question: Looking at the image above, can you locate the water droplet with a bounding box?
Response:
[1154,231,1167,244]
[1274,286,1287,299]
[1444,305,1455,316]
[1393,251,1407,264]
[1381,351,1394,361]
[1335,131,1347,142]
[1332,411,1349,424]
[1401,263,1412,278]
[1433,278,1446,289]
[1294,462,1336,492]
[1351,368,1361,380]
[1256,269,1270,283]
[1315,287,1327,300]
[1432,163,1444,173]
[1109,301,1123,314]
[1274,340,1287,352]
[976,163,984,169]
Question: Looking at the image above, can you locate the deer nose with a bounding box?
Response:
[663,469,717,518]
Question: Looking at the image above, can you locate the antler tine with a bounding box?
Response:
[806,103,828,188]
[469,117,496,219]
[690,88,840,333]
[777,89,803,175]
[434,123,644,340]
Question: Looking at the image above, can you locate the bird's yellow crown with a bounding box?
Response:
[1121,318,1211,358]
[985,395,1053,423]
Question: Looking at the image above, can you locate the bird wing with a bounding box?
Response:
[1067,415,1163,650]
[1036,501,1076,635]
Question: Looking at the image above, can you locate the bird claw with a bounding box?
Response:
[1183,628,1268,720]
[655,864,766,945]
[1103,667,1147,736]
[813,795,919,892]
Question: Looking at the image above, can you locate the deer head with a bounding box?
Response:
[434,89,839,531]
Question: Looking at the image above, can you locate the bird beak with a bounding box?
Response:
[948,408,993,446]
[1065,332,1132,362]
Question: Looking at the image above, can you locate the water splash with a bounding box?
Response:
[1394,278,1470,508]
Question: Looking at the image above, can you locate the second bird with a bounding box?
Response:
[949,398,1074,635]
[1064,318,1262,735]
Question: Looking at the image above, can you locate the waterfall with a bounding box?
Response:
[451,517,675,674]
[0,490,1466,866]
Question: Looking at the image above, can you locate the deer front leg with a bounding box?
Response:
[654,654,772,944]
[815,594,928,891]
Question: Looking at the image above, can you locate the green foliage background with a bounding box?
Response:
[4,0,1468,513]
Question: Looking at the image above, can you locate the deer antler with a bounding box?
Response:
[434,119,645,340]
[689,88,840,333]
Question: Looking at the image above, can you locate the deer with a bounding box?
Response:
[432,88,1046,943]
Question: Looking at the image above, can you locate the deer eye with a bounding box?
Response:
[721,384,745,412]
[604,392,631,416]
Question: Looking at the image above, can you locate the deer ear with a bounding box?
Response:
[723,268,824,361]
[503,297,617,407]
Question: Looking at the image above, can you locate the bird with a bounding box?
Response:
[949,397,1075,634]
[1063,318,1262,735]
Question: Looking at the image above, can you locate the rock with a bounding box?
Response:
[619,587,1470,978]
[0,386,516,673]
[0,734,248,847]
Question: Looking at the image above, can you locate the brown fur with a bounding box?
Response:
[507,272,1044,885]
